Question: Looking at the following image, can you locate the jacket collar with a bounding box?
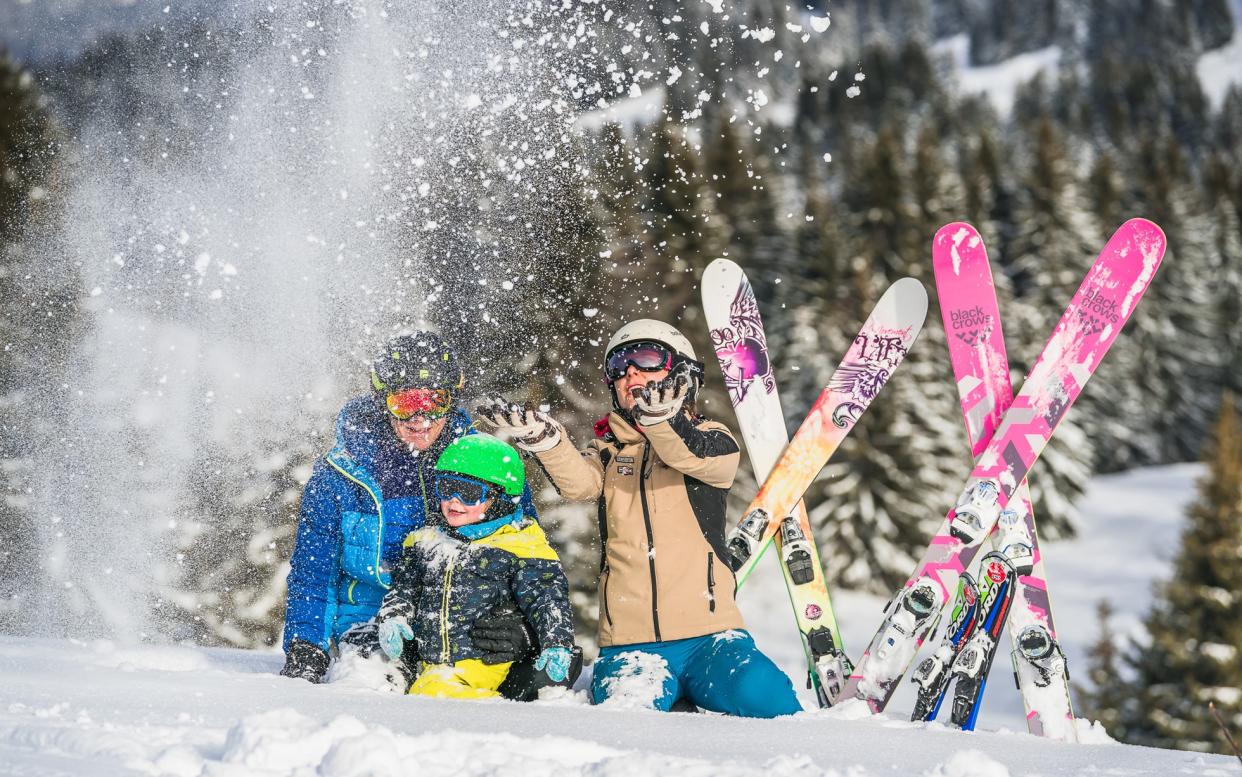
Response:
[605,411,645,445]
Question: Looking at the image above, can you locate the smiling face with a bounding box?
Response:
[440,495,494,527]
[613,364,670,411]
[389,414,449,451]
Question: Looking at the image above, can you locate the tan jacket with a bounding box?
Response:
[534,411,744,647]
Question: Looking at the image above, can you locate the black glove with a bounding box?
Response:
[470,612,536,664]
[280,639,330,683]
[498,646,584,702]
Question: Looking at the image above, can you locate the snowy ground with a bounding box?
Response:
[2,465,1238,776]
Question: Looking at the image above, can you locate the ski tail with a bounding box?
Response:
[932,221,1077,740]
[910,572,980,723]
[702,258,853,707]
[838,218,1167,712]
[948,553,1017,730]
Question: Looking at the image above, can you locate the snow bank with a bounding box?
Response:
[1,466,1235,777]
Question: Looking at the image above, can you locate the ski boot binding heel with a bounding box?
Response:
[949,479,1002,543]
[805,627,852,706]
[779,516,815,585]
[995,508,1035,575]
[726,508,770,569]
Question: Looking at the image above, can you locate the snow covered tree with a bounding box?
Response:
[0,50,65,634]
[1074,599,1128,737]
[996,111,1096,535]
[1098,134,1220,467]
[1111,392,1242,753]
[1211,197,1242,398]
[163,427,323,648]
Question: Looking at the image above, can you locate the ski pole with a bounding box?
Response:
[1209,702,1242,767]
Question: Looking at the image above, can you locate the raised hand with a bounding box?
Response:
[631,363,692,425]
[475,395,563,453]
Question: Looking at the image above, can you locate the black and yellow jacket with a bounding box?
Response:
[375,519,573,664]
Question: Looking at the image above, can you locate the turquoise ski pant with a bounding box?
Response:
[590,630,802,718]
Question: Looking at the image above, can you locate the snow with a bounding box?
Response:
[932,35,1061,116]
[1198,20,1242,110]
[574,86,667,132]
[1,466,1234,776]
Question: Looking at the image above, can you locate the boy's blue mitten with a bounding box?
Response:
[378,618,413,661]
[534,646,573,684]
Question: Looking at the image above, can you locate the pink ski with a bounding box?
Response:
[933,222,1076,741]
[837,218,1167,713]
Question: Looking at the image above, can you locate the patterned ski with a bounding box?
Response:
[947,552,1017,730]
[723,277,928,590]
[837,218,1167,713]
[910,572,980,722]
[702,258,851,706]
[932,222,1077,740]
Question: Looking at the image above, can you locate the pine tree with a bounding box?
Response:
[1212,197,1242,398]
[998,112,1096,535]
[1114,393,1242,753]
[164,427,324,647]
[1075,599,1128,736]
[1099,134,1220,467]
[0,49,64,634]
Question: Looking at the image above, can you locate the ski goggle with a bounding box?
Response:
[434,474,495,507]
[384,387,454,421]
[604,341,675,382]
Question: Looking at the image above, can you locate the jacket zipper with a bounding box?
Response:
[326,456,388,589]
[706,552,717,613]
[638,445,661,641]
[601,565,613,626]
[440,551,457,662]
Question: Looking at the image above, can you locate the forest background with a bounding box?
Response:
[1,0,1240,755]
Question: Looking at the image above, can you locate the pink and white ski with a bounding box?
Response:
[838,218,1167,713]
[703,258,851,706]
[723,277,927,588]
[933,222,1075,741]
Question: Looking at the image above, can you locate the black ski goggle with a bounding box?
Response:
[604,341,675,382]
[434,474,495,507]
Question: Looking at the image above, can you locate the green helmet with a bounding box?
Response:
[434,433,525,497]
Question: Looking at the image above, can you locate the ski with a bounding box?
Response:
[837,218,1167,713]
[932,222,1077,740]
[702,258,851,706]
[947,552,1017,729]
[721,277,927,588]
[910,572,980,722]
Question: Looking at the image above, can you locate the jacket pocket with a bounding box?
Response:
[706,552,717,613]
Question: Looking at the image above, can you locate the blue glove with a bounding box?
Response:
[377,618,413,661]
[534,646,573,684]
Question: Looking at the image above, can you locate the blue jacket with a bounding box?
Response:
[282,397,539,651]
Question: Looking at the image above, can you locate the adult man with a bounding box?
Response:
[280,332,541,687]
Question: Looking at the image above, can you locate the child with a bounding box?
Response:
[479,319,801,718]
[374,433,576,699]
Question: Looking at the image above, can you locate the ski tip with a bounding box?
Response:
[1117,217,1167,249]
[884,277,929,322]
[932,222,980,246]
[703,257,742,278]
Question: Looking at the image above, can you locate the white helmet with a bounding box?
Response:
[606,319,698,361]
[603,319,704,414]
